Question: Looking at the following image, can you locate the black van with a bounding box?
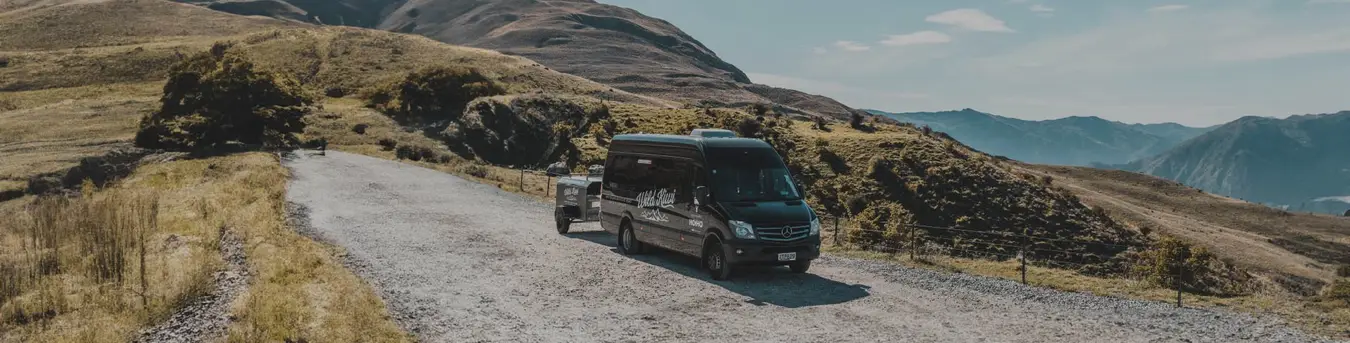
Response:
[599,129,821,280]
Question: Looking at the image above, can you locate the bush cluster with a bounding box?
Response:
[134,43,312,151]
[366,66,504,122]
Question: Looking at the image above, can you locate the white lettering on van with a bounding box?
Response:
[637,188,676,222]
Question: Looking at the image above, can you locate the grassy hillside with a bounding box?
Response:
[178,0,863,119]
[1020,164,1349,290]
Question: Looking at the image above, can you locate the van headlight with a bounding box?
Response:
[809,217,821,236]
[729,220,756,239]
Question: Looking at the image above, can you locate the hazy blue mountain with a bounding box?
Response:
[868,109,1211,166]
[1124,112,1350,214]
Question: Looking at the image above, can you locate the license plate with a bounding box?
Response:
[777,252,797,261]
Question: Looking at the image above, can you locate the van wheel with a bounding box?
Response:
[704,239,733,281]
[789,260,811,274]
[554,208,571,234]
[617,222,644,255]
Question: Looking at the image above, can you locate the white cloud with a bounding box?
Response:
[978,4,1350,76]
[926,9,1015,32]
[879,31,953,47]
[1030,4,1055,13]
[833,40,871,52]
[1148,4,1190,12]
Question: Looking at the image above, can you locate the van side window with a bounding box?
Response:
[606,154,640,197]
[647,158,682,195]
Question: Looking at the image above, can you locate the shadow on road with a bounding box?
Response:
[566,230,872,308]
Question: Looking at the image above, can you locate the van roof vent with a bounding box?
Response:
[690,129,737,138]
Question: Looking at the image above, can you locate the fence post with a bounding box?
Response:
[546,176,552,196]
[832,216,840,246]
[520,170,525,192]
[1019,246,1027,285]
[1020,227,1028,285]
[1176,269,1183,308]
[908,225,916,261]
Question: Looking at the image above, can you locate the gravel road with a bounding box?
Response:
[285,151,1334,343]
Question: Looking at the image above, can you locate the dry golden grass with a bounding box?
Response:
[0,0,295,51]
[1018,164,1350,286]
[0,153,410,342]
[1,172,216,342]
[225,27,673,107]
[0,92,154,180]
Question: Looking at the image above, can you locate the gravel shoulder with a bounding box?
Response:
[284,150,1334,343]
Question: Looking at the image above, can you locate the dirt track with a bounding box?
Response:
[284,151,1331,343]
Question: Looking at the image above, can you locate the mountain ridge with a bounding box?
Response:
[866,108,1212,166]
[1124,110,1350,213]
[174,0,864,119]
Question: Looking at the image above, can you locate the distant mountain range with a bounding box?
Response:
[867,109,1212,166]
[1123,111,1350,213]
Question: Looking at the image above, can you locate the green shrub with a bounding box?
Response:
[352,123,369,135]
[812,116,830,131]
[1132,236,1246,294]
[847,202,912,247]
[1327,280,1350,302]
[394,145,414,160]
[461,164,489,178]
[367,66,504,122]
[377,138,397,151]
[1337,265,1350,278]
[735,117,763,138]
[747,103,771,117]
[849,112,865,129]
[134,43,312,151]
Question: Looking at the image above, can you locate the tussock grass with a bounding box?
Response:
[0,153,409,342]
[0,183,208,342]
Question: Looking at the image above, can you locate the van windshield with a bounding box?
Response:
[705,147,801,202]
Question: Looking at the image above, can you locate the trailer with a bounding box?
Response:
[553,174,602,234]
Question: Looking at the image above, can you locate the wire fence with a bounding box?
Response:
[818,216,1193,307]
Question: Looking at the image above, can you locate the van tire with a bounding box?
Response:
[554,208,571,234]
[789,260,811,274]
[704,239,733,281]
[617,222,644,255]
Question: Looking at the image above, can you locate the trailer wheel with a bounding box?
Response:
[554,208,571,234]
[789,260,812,274]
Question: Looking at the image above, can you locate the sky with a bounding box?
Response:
[601,0,1350,126]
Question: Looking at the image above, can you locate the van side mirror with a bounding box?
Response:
[694,186,710,206]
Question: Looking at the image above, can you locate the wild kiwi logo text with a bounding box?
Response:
[637,189,676,222]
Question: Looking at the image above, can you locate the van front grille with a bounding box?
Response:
[756,225,810,241]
